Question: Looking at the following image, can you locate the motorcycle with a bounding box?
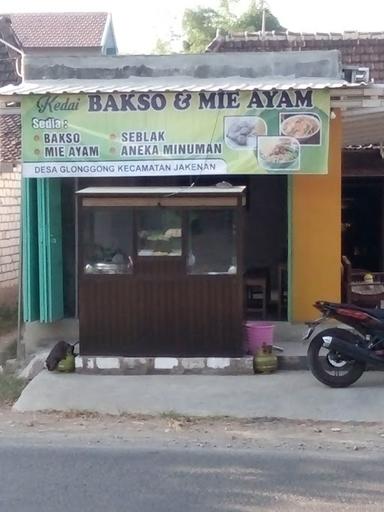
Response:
[305,300,384,387]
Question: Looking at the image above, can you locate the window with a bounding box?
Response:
[82,208,133,274]
[137,208,182,256]
[188,209,237,274]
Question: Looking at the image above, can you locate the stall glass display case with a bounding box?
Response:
[137,209,182,257]
[82,207,134,274]
[188,210,237,275]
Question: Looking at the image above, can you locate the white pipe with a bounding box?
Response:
[75,177,79,318]
[16,168,24,361]
[0,37,25,80]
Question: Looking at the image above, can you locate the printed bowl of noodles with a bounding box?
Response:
[280,114,320,142]
[258,136,300,171]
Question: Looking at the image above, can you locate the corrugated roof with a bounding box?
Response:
[0,77,363,95]
[342,107,384,146]
[7,12,108,49]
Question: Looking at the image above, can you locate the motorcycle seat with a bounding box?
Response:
[362,308,384,320]
[316,301,384,321]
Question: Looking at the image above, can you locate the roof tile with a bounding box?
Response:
[208,31,384,81]
[0,114,21,162]
[7,12,108,49]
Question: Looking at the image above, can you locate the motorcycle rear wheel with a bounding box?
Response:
[307,328,366,388]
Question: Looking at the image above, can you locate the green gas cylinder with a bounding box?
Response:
[253,344,278,374]
[56,354,76,373]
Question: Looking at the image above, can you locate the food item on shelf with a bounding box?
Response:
[165,228,181,238]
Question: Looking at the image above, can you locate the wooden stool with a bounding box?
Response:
[245,277,267,319]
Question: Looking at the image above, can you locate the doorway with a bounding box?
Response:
[342,178,384,271]
[244,175,288,320]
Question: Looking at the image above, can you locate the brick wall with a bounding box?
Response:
[0,164,21,306]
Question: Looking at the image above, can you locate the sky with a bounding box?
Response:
[1,0,384,54]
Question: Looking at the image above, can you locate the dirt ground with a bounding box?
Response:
[1,406,384,452]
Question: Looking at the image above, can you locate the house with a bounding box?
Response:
[208,30,384,292]
[0,15,22,307]
[8,12,117,56]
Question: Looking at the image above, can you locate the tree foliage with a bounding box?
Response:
[233,1,285,32]
[182,8,227,53]
[182,1,285,53]
[153,38,172,55]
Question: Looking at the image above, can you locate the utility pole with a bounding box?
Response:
[260,0,266,37]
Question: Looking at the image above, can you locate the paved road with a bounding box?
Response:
[0,439,383,511]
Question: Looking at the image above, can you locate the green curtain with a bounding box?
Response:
[22,178,39,322]
[23,178,64,323]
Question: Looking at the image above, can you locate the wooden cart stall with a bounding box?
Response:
[77,186,245,357]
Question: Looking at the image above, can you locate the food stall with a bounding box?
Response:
[77,186,245,356]
[1,50,374,356]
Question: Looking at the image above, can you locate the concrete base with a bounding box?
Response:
[17,318,310,379]
[18,352,308,381]
[76,356,256,375]
[76,354,307,374]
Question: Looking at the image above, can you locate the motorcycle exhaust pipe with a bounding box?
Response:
[324,336,384,367]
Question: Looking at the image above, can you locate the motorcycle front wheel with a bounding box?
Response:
[307,328,366,388]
